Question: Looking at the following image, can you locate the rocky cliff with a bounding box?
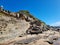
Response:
[0,6,47,44]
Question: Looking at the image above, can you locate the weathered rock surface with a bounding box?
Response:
[0,14,30,44]
[0,7,60,45]
[29,39,50,45]
[53,38,60,45]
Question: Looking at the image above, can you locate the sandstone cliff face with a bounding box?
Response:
[0,13,30,43]
[0,7,60,45]
[0,7,47,44]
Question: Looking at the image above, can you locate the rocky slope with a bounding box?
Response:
[0,12,30,44]
[0,7,47,44]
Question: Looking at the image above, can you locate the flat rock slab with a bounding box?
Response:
[15,36,40,44]
[53,38,60,45]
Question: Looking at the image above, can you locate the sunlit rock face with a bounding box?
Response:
[0,13,30,43]
[0,7,47,45]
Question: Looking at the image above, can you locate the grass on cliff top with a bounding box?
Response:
[18,10,37,20]
[18,10,46,25]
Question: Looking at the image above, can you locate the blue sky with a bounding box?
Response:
[0,0,60,26]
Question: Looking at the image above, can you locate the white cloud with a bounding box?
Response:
[50,21,60,26]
